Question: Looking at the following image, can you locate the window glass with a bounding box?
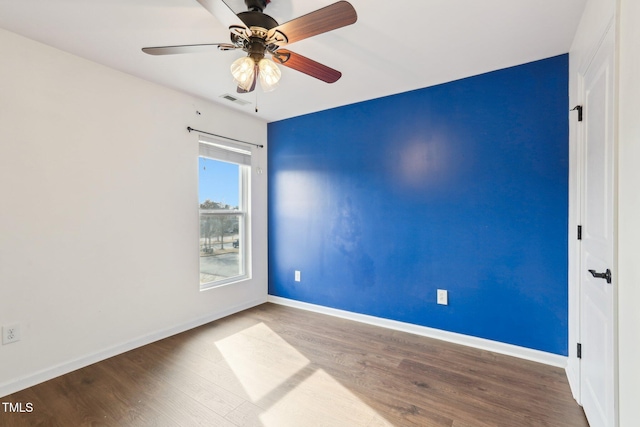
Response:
[199,146,249,289]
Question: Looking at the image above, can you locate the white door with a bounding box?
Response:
[579,27,616,427]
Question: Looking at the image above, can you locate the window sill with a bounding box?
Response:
[199,275,251,292]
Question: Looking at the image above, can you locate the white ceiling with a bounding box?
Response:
[0,0,586,122]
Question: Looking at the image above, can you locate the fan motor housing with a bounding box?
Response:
[237,11,278,30]
[247,37,267,61]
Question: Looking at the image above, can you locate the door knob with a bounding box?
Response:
[588,269,612,284]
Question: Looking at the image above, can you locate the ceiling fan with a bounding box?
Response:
[142,0,357,93]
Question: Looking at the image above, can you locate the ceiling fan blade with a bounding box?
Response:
[142,43,236,55]
[196,0,245,29]
[273,49,341,83]
[268,1,357,46]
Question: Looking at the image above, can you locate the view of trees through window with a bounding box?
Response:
[199,156,246,287]
[200,201,238,252]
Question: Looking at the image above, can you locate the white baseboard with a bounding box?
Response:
[267,296,568,368]
[565,357,581,403]
[0,297,267,398]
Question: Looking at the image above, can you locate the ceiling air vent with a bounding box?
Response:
[219,94,251,106]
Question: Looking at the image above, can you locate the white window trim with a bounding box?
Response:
[199,137,252,290]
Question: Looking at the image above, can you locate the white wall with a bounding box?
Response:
[0,28,268,397]
[616,0,640,425]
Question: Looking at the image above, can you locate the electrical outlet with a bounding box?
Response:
[2,323,21,345]
[294,270,301,282]
[437,289,448,305]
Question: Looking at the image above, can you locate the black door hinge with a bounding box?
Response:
[577,343,582,359]
[577,225,582,240]
[571,105,583,122]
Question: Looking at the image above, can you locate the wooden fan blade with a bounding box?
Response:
[269,1,357,46]
[273,49,342,83]
[142,43,235,55]
[196,0,244,29]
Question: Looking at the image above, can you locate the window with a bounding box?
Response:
[199,136,251,289]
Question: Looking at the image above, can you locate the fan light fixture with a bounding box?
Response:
[231,56,281,92]
[230,56,256,91]
[258,58,281,92]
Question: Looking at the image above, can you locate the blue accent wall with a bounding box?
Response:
[268,55,569,355]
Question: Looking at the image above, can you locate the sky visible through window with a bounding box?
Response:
[199,157,239,207]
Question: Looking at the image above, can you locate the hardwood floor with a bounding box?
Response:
[1,303,588,426]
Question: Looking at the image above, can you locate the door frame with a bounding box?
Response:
[568,19,619,426]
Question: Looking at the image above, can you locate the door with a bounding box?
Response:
[579,27,616,427]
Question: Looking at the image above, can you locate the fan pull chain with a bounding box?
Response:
[255,89,259,113]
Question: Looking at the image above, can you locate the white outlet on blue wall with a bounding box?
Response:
[294,270,301,282]
[437,289,448,305]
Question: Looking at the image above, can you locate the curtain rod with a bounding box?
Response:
[187,126,264,148]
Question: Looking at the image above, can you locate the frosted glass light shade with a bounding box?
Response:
[231,57,256,91]
[258,58,281,92]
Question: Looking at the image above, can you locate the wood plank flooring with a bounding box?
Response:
[1,303,589,426]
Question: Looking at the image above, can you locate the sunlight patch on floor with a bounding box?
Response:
[259,368,393,427]
[215,322,392,426]
[215,322,312,402]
